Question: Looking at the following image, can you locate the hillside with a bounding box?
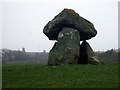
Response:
[2,61,118,88]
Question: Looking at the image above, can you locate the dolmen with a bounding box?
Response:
[43,8,102,65]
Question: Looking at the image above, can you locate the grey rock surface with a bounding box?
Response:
[43,8,97,41]
[48,27,80,65]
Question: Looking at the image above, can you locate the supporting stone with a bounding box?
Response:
[78,40,95,64]
[48,27,80,65]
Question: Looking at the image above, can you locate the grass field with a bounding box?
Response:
[2,61,118,88]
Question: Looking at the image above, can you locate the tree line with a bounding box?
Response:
[1,48,119,64]
[2,48,48,64]
[95,49,119,61]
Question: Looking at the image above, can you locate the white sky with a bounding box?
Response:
[0,0,119,52]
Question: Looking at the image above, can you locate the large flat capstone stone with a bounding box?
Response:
[43,8,97,41]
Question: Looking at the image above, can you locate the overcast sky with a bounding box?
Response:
[1,0,119,52]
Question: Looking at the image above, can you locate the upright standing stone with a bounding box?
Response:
[78,40,95,64]
[48,27,80,65]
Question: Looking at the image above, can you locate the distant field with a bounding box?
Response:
[2,61,118,88]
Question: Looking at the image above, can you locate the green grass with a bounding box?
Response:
[2,61,118,88]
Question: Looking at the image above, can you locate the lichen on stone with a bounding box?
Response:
[58,33,64,38]
[64,8,78,14]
